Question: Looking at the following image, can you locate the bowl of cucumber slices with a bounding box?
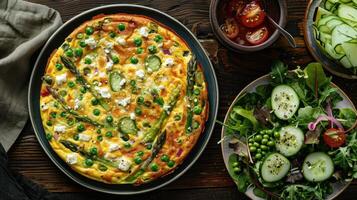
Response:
[305,0,357,79]
[219,60,357,199]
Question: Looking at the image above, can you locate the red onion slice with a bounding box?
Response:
[308,115,344,131]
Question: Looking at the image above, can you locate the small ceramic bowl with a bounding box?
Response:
[209,0,287,52]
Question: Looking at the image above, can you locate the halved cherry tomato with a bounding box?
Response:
[221,18,239,39]
[323,128,346,148]
[246,26,269,45]
[40,88,50,97]
[240,0,266,28]
[226,0,245,17]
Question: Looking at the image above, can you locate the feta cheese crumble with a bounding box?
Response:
[95,86,111,98]
[116,37,126,45]
[66,153,77,165]
[138,26,149,37]
[109,143,120,152]
[55,73,67,85]
[73,98,81,110]
[130,112,136,120]
[54,125,66,133]
[117,157,131,171]
[84,37,97,49]
[135,69,145,78]
[116,97,131,107]
[163,58,174,67]
[78,133,91,142]
[105,59,114,70]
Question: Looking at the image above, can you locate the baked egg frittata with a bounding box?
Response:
[39,14,208,185]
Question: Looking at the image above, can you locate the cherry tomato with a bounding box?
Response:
[221,18,239,39]
[226,0,245,17]
[323,128,346,148]
[240,0,266,28]
[246,26,269,45]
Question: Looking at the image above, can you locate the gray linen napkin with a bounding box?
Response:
[0,0,62,151]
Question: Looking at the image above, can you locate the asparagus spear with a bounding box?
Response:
[185,55,197,133]
[125,130,167,183]
[60,56,110,111]
[46,86,103,127]
[143,87,180,143]
[59,139,118,168]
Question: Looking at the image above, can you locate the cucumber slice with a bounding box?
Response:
[338,4,357,22]
[341,42,357,67]
[325,43,344,60]
[326,19,344,31]
[275,126,304,157]
[340,55,353,68]
[145,55,161,72]
[315,7,333,22]
[119,117,138,134]
[261,153,291,182]
[317,15,338,28]
[319,25,331,33]
[302,152,334,182]
[331,24,357,48]
[109,71,123,92]
[271,85,300,120]
[319,32,332,44]
[339,0,352,3]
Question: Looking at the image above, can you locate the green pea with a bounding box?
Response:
[109,31,116,38]
[97,135,103,141]
[253,142,260,147]
[193,88,200,95]
[193,121,200,129]
[255,153,262,160]
[84,57,92,64]
[111,55,119,64]
[65,48,74,57]
[46,120,52,126]
[60,111,67,118]
[261,151,267,155]
[50,112,57,118]
[46,133,52,141]
[77,124,85,132]
[74,48,83,57]
[55,63,63,71]
[73,134,79,140]
[137,151,144,157]
[267,141,275,147]
[161,154,169,162]
[79,40,86,47]
[124,142,131,148]
[248,138,254,143]
[117,23,125,31]
[136,47,143,54]
[150,163,159,171]
[274,131,280,138]
[261,138,268,145]
[76,33,84,39]
[96,129,101,134]
[105,131,113,137]
[263,134,269,139]
[193,106,202,115]
[90,147,98,155]
[79,86,86,94]
[93,109,100,116]
[255,135,262,142]
[249,146,257,152]
[148,45,157,54]
[91,98,99,105]
[248,142,253,147]
[130,56,138,64]
[106,116,113,123]
[137,96,144,104]
[232,162,239,167]
[233,167,241,173]
[146,143,152,150]
[135,107,142,115]
[85,26,94,35]
[67,81,75,88]
[133,37,142,47]
[174,114,181,121]
[98,164,108,171]
[134,157,142,164]
[257,148,262,153]
[84,158,94,167]
[154,35,163,43]
[261,145,268,151]
[167,160,175,168]
[193,98,199,106]
[266,129,273,134]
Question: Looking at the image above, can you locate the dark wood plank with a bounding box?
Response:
[6,0,357,199]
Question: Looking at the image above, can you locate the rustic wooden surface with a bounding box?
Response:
[7,0,357,199]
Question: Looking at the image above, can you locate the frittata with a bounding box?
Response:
[39,14,208,185]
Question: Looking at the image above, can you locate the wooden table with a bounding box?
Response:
[7,0,357,199]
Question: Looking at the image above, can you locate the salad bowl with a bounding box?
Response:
[221,62,356,199]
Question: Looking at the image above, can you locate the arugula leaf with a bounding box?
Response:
[303,62,328,98]
[253,187,267,198]
[270,60,288,85]
[318,86,342,107]
[280,183,332,200]
[232,107,258,130]
[296,106,324,124]
[255,84,273,100]
[338,108,357,128]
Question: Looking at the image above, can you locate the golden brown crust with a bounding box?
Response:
[39,13,208,185]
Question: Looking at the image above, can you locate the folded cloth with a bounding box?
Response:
[0,0,62,151]
[0,143,60,200]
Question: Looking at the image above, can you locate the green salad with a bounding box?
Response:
[220,61,357,199]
